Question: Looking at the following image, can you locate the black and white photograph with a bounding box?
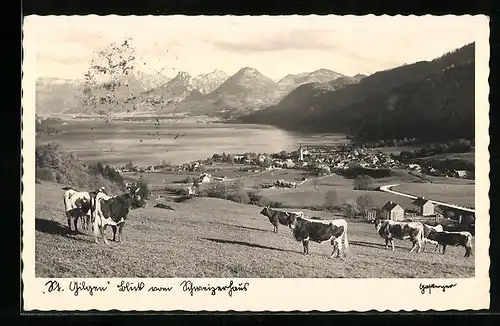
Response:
[22,15,490,311]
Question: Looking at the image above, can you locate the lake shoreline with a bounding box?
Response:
[36,118,351,167]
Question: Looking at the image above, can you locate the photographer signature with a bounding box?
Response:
[419,283,457,294]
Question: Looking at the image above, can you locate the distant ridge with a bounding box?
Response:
[239,42,475,142]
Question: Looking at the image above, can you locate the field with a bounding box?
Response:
[35,181,474,278]
[393,183,475,208]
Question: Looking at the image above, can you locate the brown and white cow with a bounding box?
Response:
[426,230,473,258]
[289,216,349,258]
[92,184,147,245]
[422,224,444,252]
[62,186,106,233]
[259,207,304,233]
[374,219,425,253]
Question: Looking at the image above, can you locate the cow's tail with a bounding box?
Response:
[63,193,68,216]
[343,221,349,255]
[466,233,473,255]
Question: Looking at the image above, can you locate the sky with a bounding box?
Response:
[24,15,485,81]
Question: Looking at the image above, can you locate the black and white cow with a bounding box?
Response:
[289,216,349,258]
[374,219,425,253]
[92,184,147,245]
[259,207,304,233]
[62,186,106,233]
[422,224,444,252]
[426,230,473,258]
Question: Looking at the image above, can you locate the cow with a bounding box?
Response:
[92,183,147,245]
[426,230,473,258]
[289,216,349,258]
[374,219,425,253]
[422,224,444,252]
[259,206,304,233]
[62,186,106,233]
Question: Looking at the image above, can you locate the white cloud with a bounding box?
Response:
[24,15,483,80]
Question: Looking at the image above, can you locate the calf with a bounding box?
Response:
[422,224,444,252]
[427,230,473,258]
[63,187,107,233]
[259,207,304,233]
[290,216,349,258]
[92,184,147,245]
[374,219,424,253]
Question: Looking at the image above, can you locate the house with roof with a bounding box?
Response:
[412,197,435,216]
[381,201,405,221]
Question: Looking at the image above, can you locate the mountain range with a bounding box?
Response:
[35,42,474,142]
[35,67,361,116]
[238,43,475,142]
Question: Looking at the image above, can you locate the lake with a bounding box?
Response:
[36,119,349,166]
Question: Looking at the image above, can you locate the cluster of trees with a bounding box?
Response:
[343,166,392,180]
[396,139,473,161]
[323,190,374,219]
[35,142,147,195]
[197,180,249,204]
[353,175,376,190]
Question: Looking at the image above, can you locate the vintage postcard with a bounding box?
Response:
[22,15,490,311]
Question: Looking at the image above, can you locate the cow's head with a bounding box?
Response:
[126,184,147,209]
[259,206,270,216]
[289,215,304,230]
[94,186,108,196]
[374,218,384,231]
[288,213,302,229]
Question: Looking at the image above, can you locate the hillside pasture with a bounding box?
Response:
[260,187,415,210]
[393,183,475,208]
[34,181,474,278]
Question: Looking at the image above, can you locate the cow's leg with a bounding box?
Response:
[117,223,125,242]
[302,240,309,255]
[409,240,417,253]
[111,225,117,242]
[84,216,89,230]
[465,246,472,258]
[93,221,100,243]
[330,239,338,258]
[335,238,342,258]
[390,239,395,251]
[100,225,109,245]
[435,243,440,253]
[384,238,389,249]
[442,245,447,255]
[73,216,79,233]
[66,214,72,232]
[274,224,278,233]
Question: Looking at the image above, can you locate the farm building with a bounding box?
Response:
[412,197,435,216]
[381,201,405,221]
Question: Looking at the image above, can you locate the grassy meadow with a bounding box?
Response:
[34,119,476,278]
[35,181,474,278]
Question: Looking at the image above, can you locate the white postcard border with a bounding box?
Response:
[21,14,491,312]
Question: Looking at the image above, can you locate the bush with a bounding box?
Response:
[36,167,54,181]
[35,142,127,193]
[135,176,151,200]
[353,175,375,190]
[197,181,250,204]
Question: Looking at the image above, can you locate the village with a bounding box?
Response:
[110,143,475,230]
[115,143,473,183]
